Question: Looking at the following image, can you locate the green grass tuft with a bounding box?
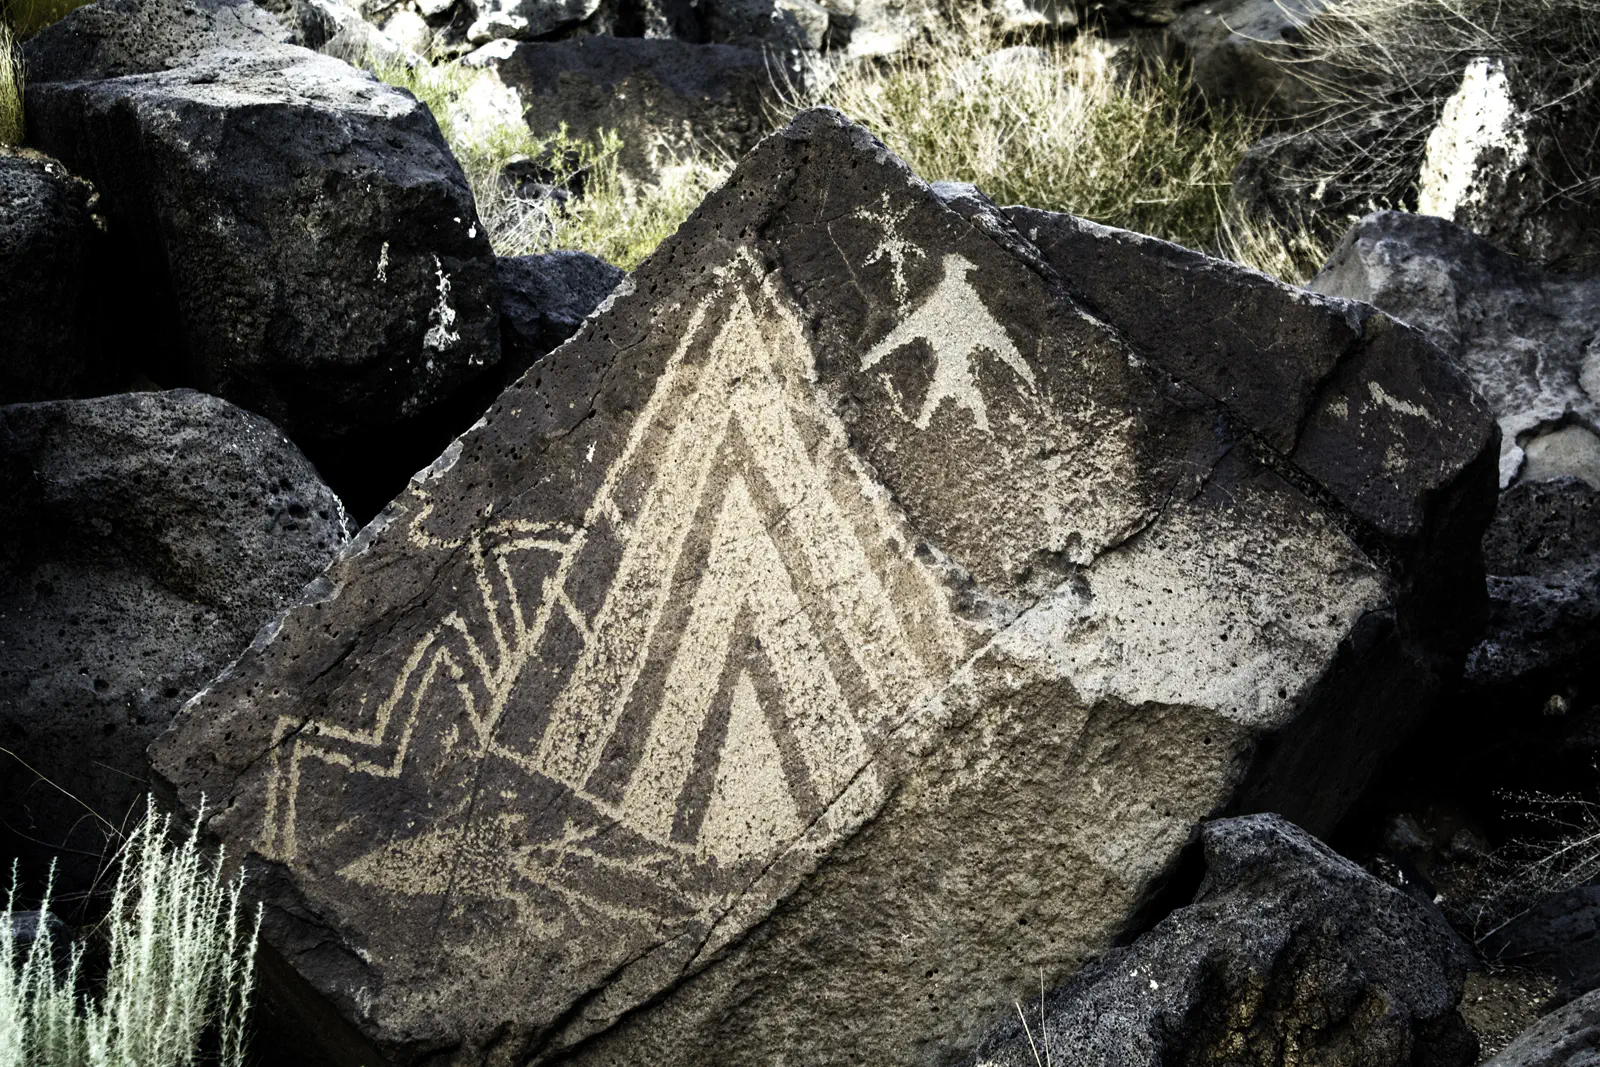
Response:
[2,0,91,40]
[371,56,729,270]
[0,22,22,146]
[1,803,260,1067]
[807,24,1267,255]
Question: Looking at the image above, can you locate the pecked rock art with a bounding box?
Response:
[151,110,1497,1067]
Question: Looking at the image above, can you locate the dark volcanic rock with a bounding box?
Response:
[1486,886,1600,1012]
[1483,987,1600,1067]
[0,149,108,404]
[0,390,351,901]
[972,814,1478,1067]
[22,0,500,447]
[1312,210,1600,695]
[466,35,796,181]
[150,109,1494,1067]
[496,251,624,379]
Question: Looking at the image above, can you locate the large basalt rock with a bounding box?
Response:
[0,149,108,404]
[496,250,624,381]
[1172,0,1328,118]
[1312,210,1600,693]
[464,35,797,182]
[1483,987,1600,1067]
[972,814,1478,1067]
[22,0,500,447]
[1485,885,1600,1013]
[0,390,351,901]
[151,109,1495,1067]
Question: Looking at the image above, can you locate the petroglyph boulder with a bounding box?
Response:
[1312,210,1600,692]
[23,0,500,446]
[151,109,1496,1067]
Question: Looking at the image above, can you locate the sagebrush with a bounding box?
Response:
[0,22,21,146]
[0,805,259,1067]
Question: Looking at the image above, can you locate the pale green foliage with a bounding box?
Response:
[0,806,260,1067]
[0,22,21,146]
[371,56,728,269]
[808,24,1266,254]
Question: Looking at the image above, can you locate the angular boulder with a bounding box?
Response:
[0,390,351,901]
[1172,0,1328,118]
[22,0,499,447]
[496,250,624,381]
[1483,987,1600,1067]
[972,814,1478,1067]
[464,35,796,182]
[1312,210,1600,693]
[0,148,108,404]
[151,109,1496,1067]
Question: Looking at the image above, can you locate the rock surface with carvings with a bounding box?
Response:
[971,814,1478,1067]
[1312,209,1600,695]
[150,109,1495,1067]
[22,0,500,448]
[0,389,351,903]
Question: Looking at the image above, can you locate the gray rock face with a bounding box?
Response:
[703,0,830,51]
[0,390,351,902]
[23,0,500,447]
[1311,210,1600,690]
[466,0,600,44]
[1483,987,1600,1067]
[466,35,796,182]
[496,250,624,379]
[0,149,108,404]
[972,814,1478,1067]
[150,109,1494,1067]
[1173,0,1328,118]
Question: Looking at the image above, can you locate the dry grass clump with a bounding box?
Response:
[808,23,1266,256]
[0,804,259,1067]
[0,22,22,146]
[373,56,728,269]
[1264,0,1600,231]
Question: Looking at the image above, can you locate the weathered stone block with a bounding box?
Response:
[151,109,1496,1067]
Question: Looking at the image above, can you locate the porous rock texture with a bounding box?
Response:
[151,109,1495,1067]
[0,390,351,901]
[1311,210,1600,693]
[496,251,624,381]
[465,35,799,182]
[1482,987,1600,1067]
[0,148,108,404]
[971,814,1478,1067]
[22,0,500,447]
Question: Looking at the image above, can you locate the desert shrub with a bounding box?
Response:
[0,22,21,146]
[1262,0,1600,233]
[1213,203,1333,284]
[1,0,91,39]
[808,24,1266,255]
[0,804,259,1067]
[372,56,728,270]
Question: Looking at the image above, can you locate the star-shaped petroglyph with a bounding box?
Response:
[853,192,925,306]
[861,253,1036,433]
